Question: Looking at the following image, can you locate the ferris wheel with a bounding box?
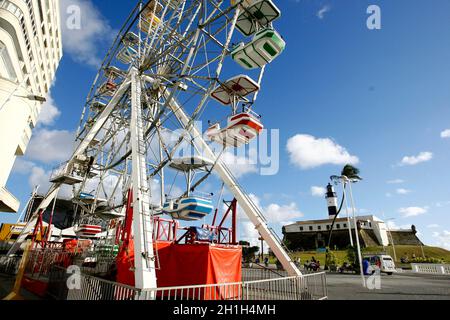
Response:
[9,0,299,291]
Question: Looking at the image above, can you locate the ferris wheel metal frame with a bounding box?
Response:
[8,0,301,294]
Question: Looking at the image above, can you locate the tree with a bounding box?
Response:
[240,241,260,263]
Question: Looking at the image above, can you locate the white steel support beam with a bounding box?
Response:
[130,69,157,297]
[7,79,131,256]
[164,91,302,277]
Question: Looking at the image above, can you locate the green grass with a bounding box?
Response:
[267,245,450,265]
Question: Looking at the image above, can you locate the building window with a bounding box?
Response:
[0,42,17,82]
[309,226,313,231]
[317,226,321,230]
[343,224,347,228]
[336,224,340,229]
[299,227,303,231]
[326,225,330,230]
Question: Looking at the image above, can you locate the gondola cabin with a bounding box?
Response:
[234,0,281,36]
[232,28,285,70]
[163,196,214,221]
[117,46,137,64]
[76,224,102,238]
[210,75,260,106]
[99,81,117,96]
[207,112,263,147]
[161,0,183,10]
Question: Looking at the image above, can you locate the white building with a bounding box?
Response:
[283,215,390,249]
[0,0,62,212]
[283,213,424,251]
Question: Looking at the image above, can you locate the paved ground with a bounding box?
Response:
[0,274,41,300]
[326,272,450,300]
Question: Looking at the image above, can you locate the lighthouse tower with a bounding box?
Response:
[326,183,338,218]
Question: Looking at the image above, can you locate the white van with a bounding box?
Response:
[364,254,397,275]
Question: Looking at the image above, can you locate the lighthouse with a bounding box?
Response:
[326,183,338,218]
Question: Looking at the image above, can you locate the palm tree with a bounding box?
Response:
[341,164,362,181]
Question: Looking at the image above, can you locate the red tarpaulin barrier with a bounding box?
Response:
[116,240,242,299]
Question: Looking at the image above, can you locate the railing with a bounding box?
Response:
[411,263,450,275]
[47,266,327,301]
[242,266,288,281]
[25,249,76,279]
[0,255,22,275]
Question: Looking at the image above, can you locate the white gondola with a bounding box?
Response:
[235,0,281,36]
[160,0,183,10]
[76,224,102,237]
[232,28,286,69]
[104,66,124,79]
[91,101,106,111]
[210,75,260,106]
[162,156,215,221]
[117,46,137,64]
[76,193,107,205]
[163,196,214,221]
[206,111,263,147]
[123,32,139,46]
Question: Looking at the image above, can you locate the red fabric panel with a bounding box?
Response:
[116,241,242,300]
[205,246,242,300]
[22,276,48,297]
[156,244,210,288]
[116,239,135,287]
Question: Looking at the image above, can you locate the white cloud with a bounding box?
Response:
[264,202,304,225]
[427,224,439,229]
[317,5,331,19]
[398,206,428,218]
[221,151,258,178]
[440,129,450,139]
[28,165,72,199]
[26,129,75,164]
[236,195,302,250]
[287,134,359,170]
[431,230,450,250]
[387,179,404,184]
[399,152,433,166]
[396,188,411,195]
[38,92,61,126]
[239,221,261,247]
[385,193,392,198]
[237,194,303,225]
[12,159,36,174]
[435,201,450,208]
[60,0,114,67]
[311,186,326,197]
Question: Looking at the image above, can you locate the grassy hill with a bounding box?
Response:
[269,246,450,265]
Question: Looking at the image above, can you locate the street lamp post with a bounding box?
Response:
[346,178,366,288]
[341,181,354,247]
[384,217,397,262]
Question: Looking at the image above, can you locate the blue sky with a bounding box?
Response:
[2,0,450,250]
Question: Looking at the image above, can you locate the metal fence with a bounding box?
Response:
[411,263,450,275]
[242,266,288,281]
[0,255,22,275]
[47,265,327,301]
[25,249,76,279]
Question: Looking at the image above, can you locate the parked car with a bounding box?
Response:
[364,254,397,275]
